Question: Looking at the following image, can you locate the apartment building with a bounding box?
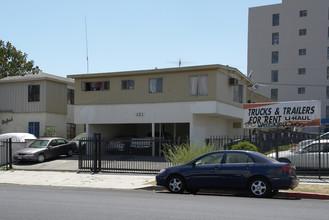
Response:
[0,72,82,139]
[68,64,254,144]
[248,0,329,131]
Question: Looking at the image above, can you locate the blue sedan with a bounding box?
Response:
[156,150,299,197]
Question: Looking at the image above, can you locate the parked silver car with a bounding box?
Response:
[268,140,329,169]
[13,137,77,163]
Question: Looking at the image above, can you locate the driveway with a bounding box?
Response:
[13,155,79,172]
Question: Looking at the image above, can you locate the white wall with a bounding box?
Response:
[75,101,244,144]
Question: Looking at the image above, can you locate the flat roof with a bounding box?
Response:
[67,64,253,85]
[0,72,74,84]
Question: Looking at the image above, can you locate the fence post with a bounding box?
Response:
[93,133,101,173]
[8,138,12,170]
[318,127,321,179]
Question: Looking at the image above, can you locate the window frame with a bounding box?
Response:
[189,75,208,96]
[149,78,163,93]
[271,70,278,82]
[233,85,243,103]
[272,14,280,26]
[299,28,307,36]
[28,84,40,102]
[299,49,307,56]
[298,68,306,75]
[298,87,305,94]
[82,81,109,91]
[271,88,278,101]
[300,10,308,17]
[272,32,279,45]
[121,80,135,90]
[271,51,279,64]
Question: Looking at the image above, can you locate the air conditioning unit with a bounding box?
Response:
[229,77,239,85]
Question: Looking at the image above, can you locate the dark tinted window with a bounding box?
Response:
[195,152,224,165]
[272,14,280,26]
[225,152,254,164]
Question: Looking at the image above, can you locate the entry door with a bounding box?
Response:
[28,122,40,138]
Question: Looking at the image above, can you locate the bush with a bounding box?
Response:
[163,143,217,165]
[230,141,258,152]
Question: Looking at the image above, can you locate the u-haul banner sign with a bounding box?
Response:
[243,100,321,128]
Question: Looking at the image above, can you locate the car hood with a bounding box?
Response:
[14,147,45,154]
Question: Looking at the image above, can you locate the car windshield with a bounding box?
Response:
[28,140,49,148]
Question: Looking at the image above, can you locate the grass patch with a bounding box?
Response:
[163,143,217,165]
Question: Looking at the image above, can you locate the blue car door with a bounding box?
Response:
[219,152,255,188]
[185,152,224,188]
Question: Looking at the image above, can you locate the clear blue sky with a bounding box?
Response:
[1,0,281,77]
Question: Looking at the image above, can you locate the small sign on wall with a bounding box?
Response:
[136,112,144,117]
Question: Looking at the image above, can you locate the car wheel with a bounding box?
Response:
[67,149,73,157]
[167,175,185,193]
[248,177,271,198]
[37,154,45,163]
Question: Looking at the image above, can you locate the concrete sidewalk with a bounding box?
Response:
[0,170,155,190]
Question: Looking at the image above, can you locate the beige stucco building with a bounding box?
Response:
[0,72,82,139]
[248,0,329,130]
[69,64,254,144]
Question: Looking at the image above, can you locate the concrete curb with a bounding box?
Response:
[279,191,329,200]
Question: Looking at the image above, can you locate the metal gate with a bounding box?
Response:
[0,138,13,169]
[78,134,184,173]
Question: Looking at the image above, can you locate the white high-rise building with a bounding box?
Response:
[248,0,329,130]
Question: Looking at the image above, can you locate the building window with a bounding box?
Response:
[299,49,306,56]
[272,51,279,63]
[326,106,329,118]
[28,122,40,138]
[271,89,278,101]
[28,85,40,102]
[272,33,279,45]
[272,14,280,26]
[300,10,307,17]
[67,123,76,140]
[82,81,109,91]
[327,47,329,60]
[299,29,307,36]
[149,78,163,93]
[122,80,135,90]
[327,67,329,79]
[233,85,243,103]
[327,27,329,39]
[189,75,208,96]
[298,87,305,94]
[298,68,306,75]
[67,89,74,104]
[327,86,329,99]
[271,70,278,82]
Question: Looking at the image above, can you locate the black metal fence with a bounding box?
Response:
[207,131,329,178]
[78,134,187,173]
[207,130,317,153]
[0,138,13,169]
[77,131,329,178]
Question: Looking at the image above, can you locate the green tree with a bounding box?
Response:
[0,40,40,78]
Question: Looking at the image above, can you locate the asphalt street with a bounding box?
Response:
[0,184,328,220]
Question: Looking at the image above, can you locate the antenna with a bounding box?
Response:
[84,16,89,74]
